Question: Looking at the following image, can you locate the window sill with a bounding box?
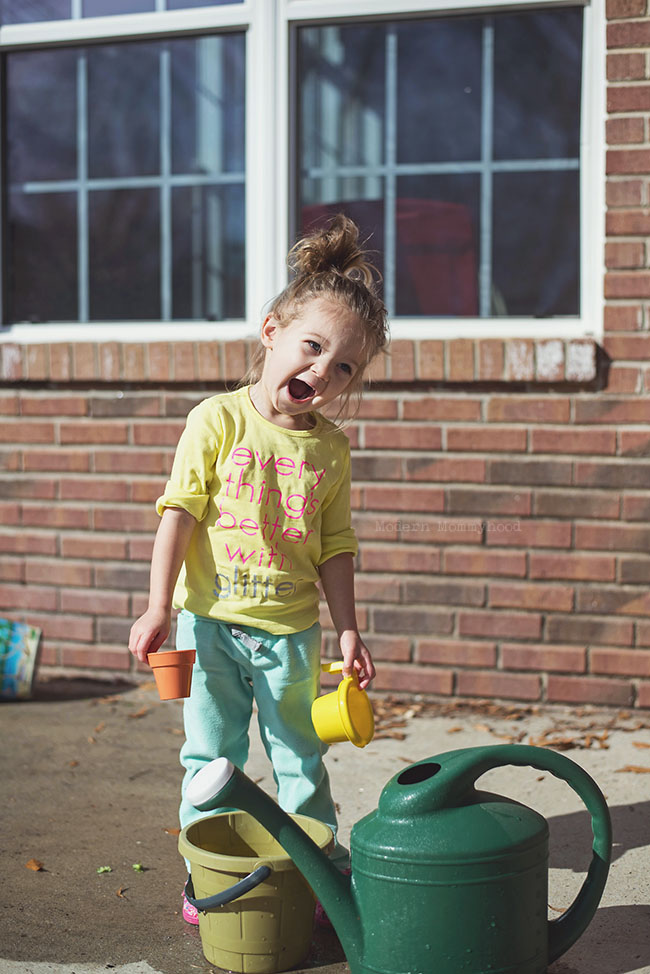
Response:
[0,335,598,386]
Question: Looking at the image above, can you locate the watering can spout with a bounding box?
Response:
[186,758,362,965]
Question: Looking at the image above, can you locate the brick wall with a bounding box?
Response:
[1,3,650,708]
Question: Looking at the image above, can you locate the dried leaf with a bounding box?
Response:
[548,903,565,913]
[87,736,96,745]
[616,765,650,774]
[68,760,79,768]
[446,726,463,734]
[128,707,149,720]
[25,858,44,872]
[116,886,128,898]
[94,722,105,734]
[164,827,181,836]
[633,741,650,749]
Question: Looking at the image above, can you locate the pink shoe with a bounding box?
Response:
[182,893,199,925]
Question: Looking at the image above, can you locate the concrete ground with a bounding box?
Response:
[1,675,650,974]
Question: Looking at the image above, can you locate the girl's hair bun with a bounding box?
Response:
[288,213,376,289]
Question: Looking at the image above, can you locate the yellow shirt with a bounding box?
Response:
[156,386,358,634]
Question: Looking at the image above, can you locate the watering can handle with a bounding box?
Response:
[184,864,271,912]
[430,744,612,964]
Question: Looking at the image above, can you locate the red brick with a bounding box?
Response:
[355,396,398,420]
[22,506,90,530]
[61,478,128,502]
[93,507,159,533]
[605,271,650,297]
[636,682,650,707]
[606,240,645,268]
[607,209,650,235]
[352,454,402,482]
[405,578,485,606]
[402,397,482,422]
[504,340,534,381]
[501,643,586,673]
[619,557,650,584]
[390,341,415,381]
[546,615,633,646]
[535,340,564,382]
[148,343,172,382]
[0,531,57,556]
[60,589,130,616]
[547,675,633,706]
[606,366,642,393]
[97,342,121,382]
[530,427,616,455]
[591,647,650,677]
[446,488,531,517]
[172,343,196,381]
[576,522,650,552]
[487,397,570,424]
[575,396,650,422]
[606,117,646,145]
[26,560,91,587]
[577,585,650,616]
[416,639,497,668]
[447,426,527,452]
[0,421,55,444]
[606,179,645,207]
[417,341,444,380]
[373,606,454,635]
[0,344,23,380]
[606,0,647,19]
[59,421,129,445]
[489,582,573,613]
[444,548,527,578]
[530,553,616,582]
[607,20,650,48]
[622,493,650,519]
[131,480,165,504]
[24,450,90,473]
[94,450,169,475]
[49,344,72,381]
[60,646,131,671]
[72,343,97,380]
[603,306,643,334]
[356,576,403,602]
[0,583,57,612]
[456,670,541,701]
[133,421,185,446]
[61,535,128,560]
[363,423,442,450]
[197,343,222,382]
[405,456,486,483]
[458,611,542,640]
[25,345,49,381]
[447,339,475,381]
[362,485,444,513]
[477,340,504,381]
[0,394,19,415]
[575,460,650,488]
[360,544,441,574]
[372,664,454,696]
[21,396,86,416]
[607,52,647,80]
[533,490,620,520]
[0,502,20,526]
[365,635,411,662]
[485,519,571,549]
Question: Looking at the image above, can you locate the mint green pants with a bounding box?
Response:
[176,610,347,865]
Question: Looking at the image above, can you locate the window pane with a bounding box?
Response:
[171,34,245,175]
[88,43,160,179]
[397,19,482,164]
[167,1,243,7]
[89,189,160,320]
[83,1,154,15]
[395,176,479,317]
[7,49,77,182]
[296,9,583,319]
[7,191,77,323]
[172,184,245,320]
[1,0,69,24]
[493,9,583,160]
[6,31,245,323]
[492,171,579,317]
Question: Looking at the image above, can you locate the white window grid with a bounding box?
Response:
[0,0,605,343]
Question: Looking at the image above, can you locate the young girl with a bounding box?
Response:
[128,215,388,923]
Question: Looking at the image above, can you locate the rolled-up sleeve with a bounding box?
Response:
[318,446,358,565]
[155,402,220,522]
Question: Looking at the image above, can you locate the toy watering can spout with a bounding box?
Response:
[185,758,362,966]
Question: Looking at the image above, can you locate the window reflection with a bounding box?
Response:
[297,9,583,319]
[6,32,245,323]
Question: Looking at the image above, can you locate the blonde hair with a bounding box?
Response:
[246,214,388,420]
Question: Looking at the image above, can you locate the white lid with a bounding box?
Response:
[186,757,235,808]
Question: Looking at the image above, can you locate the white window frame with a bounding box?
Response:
[0,0,605,344]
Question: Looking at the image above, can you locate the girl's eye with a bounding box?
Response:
[307,340,321,352]
[339,362,352,375]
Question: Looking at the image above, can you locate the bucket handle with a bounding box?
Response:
[184,864,272,912]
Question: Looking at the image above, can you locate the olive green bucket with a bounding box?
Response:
[179,810,332,973]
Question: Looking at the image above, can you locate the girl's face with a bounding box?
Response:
[250,297,365,430]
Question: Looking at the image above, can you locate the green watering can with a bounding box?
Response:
[185,745,612,974]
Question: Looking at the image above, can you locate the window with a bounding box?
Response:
[0,0,604,337]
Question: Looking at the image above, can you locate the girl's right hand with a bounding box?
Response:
[128,607,171,664]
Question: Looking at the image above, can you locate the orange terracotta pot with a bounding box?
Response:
[148,649,196,701]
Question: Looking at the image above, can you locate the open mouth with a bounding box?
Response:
[288,378,315,402]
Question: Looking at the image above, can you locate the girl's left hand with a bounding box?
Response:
[339,630,375,690]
